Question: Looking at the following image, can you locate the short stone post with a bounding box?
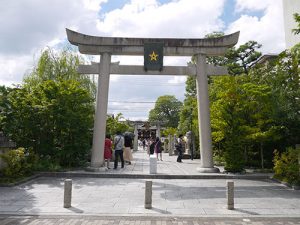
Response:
[133,123,138,151]
[149,155,157,174]
[168,135,172,156]
[164,141,168,153]
[64,179,72,208]
[227,181,234,210]
[173,135,178,155]
[145,180,152,209]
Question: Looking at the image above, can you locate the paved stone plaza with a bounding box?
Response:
[0,150,299,224]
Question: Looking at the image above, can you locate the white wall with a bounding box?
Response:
[283,0,300,49]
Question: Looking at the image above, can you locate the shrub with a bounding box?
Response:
[223,131,245,172]
[33,156,62,172]
[0,147,36,178]
[273,147,300,185]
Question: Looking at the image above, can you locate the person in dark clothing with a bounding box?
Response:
[176,134,184,163]
[142,139,146,150]
[123,134,133,164]
[155,137,162,161]
[149,138,155,155]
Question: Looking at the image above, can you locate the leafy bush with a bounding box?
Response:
[273,147,300,185]
[0,147,37,178]
[213,154,225,166]
[1,79,94,167]
[33,156,62,172]
[223,138,245,172]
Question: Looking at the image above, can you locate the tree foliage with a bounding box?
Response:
[148,95,182,128]
[273,147,300,185]
[1,80,94,166]
[178,30,299,171]
[24,48,96,98]
[106,113,130,136]
[292,13,300,35]
[225,41,262,75]
[0,48,96,167]
[208,41,299,171]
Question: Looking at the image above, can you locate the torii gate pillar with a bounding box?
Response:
[89,52,111,170]
[196,54,219,173]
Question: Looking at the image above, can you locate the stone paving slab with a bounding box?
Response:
[0,215,299,225]
[0,177,299,218]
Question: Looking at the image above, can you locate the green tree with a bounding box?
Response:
[225,41,262,75]
[210,76,245,172]
[292,13,300,35]
[250,45,300,150]
[239,81,281,169]
[24,48,96,98]
[106,113,130,136]
[148,95,182,128]
[1,80,94,167]
[0,48,96,167]
[0,86,13,131]
[178,77,197,132]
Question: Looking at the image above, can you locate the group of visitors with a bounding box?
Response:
[104,133,185,170]
[142,134,184,163]
[104,131,133,169]
[149,137,163,161]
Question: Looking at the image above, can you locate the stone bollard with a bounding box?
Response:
[64,179,72,208]
[227,181,234,210]
[149,155,157,174]
[145,180,152,209]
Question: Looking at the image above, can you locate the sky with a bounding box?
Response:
[0,0,286,121]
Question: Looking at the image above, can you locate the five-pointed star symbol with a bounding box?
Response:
[149,51,159,61]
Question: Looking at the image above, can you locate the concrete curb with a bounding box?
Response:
[270,177,300,190]
[0,174,40,187]
[38,171,272,180]
[1,213,300,219]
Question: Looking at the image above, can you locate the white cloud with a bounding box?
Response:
[0,55,33,86]
[227,0,285,54]
[235,0,274,12]
[97,0,225,37]
[168,76,187,84]
[0,0,288,120]
[83,0,107,11]
[0,0,104,85]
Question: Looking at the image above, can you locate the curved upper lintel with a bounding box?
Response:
[66,28,240,47]
[66,28,239,50]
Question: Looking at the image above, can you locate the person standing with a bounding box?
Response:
[114,131,125,169]
[154,137,162,161]
[142,139,146,150]
[104,134,113,169]
[176,134,184,163]
[123,134,133,165]
[149,137,155,155]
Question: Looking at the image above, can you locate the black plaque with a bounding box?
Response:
[144,42,163,71]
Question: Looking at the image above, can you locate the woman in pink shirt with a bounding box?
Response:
[104,134,112,169]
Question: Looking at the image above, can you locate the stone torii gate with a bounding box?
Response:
[66,29,239,173]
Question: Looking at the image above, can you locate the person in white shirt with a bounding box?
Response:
[113,130,125,169]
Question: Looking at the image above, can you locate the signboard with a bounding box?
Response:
[144,42,163,71]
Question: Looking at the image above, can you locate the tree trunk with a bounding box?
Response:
[260,142,264,169]
[244,146,248,164]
